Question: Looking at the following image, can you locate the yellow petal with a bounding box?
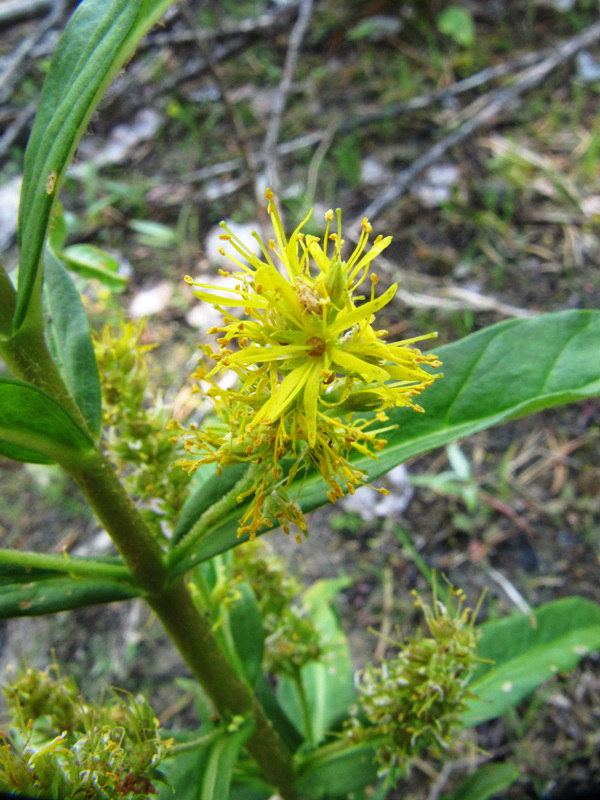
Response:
[251,361,313,427]
[328,283,397,336]
[329,346,389,381]
[227,344,308,364]
[303,361,323,447]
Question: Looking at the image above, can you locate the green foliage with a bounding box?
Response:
[463,597,600,726]
[441,763,520,800]
[346,587,481,778]
[294,741,380,800]
[0,573,139,619]
[437,7,476,48]
[2,0,600,798]
[44,248,102,436]
[15,0,175,331]
[60,243,128,293]
[277,579,356,747]
[0,663,172,799]
[0,376,93,465]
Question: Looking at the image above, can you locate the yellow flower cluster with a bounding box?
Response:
[173,190,441,540]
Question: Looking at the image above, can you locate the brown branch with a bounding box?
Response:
[261,0,315,194]
[0,0,53,27]
[180,1,260,208]
[0,0,66,106]
[349,18,600,234]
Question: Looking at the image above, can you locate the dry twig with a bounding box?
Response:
[0,0,52,26]
[261,0,315,193]
[350,19,600,234]
[0,101,36,161]
[180,2,261,209]
[0,0,65,106]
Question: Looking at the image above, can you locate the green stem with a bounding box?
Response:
[146,578,299,796]
[0,548,132,583]
[293,666,315,748]
[3,317,300,799]
[0,295,90,436]
[0,263,16,338]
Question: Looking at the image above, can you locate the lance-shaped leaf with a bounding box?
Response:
[15,0,175,330]
[44,248,102,437]
[277,579,355,745]
[0,575,140,619]
[61,244,128,293]
[0,376,93,465]
[169,310,600,575]
[200,719,255,800]
[294,741,380,800]
[463,597,600,726]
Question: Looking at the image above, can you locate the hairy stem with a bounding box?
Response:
[4,313,300,799]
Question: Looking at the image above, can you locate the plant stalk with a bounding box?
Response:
[3,320,300,799]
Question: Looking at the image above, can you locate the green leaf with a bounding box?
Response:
[0,550,131,584]
[463,597,600,726]
[437,6,475,47]
[61,243,128,292]
[277,579,355,746]
[441,763,519,800]
[230,783,271,800]
[158,739,212,800]
[342,309,600,486]
[255,676,303,753]
[129,219,180,248]
[44,248,102,436]
[0,575,140,619]
[225,582,265,687]
[295,742,379,800]
[172,463,244,545]
[170,310,600,573]
[15,0,175,329]
[200,720,255,800]
[0,376,93,465]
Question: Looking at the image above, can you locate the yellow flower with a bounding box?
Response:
[176,190,441,540]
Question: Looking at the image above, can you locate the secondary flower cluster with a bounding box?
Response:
[347,587,481,777]
[173,190,441,539]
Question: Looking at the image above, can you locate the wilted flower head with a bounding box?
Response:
[347,585,482,778]
[172,190,441,539]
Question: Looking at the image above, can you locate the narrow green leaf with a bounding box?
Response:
[441,763,520,800]
[226,582,265,687]
[437,7,476,47]
[44,248,102,436]
[169,310,600,574]
[328,309,600,492]
[230,783,271,800]
[0,576,140,619]
[0,550,131,584]
[15,0,175,329]
[61,244,128,292]
[277,579,355,745]
[0,376,93,465]
[172,463,244,545]
[255,676,303,753]
[463,597,600,726]
[295,741,379,800]
[157,737,212,800]
[201,720,255,800]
